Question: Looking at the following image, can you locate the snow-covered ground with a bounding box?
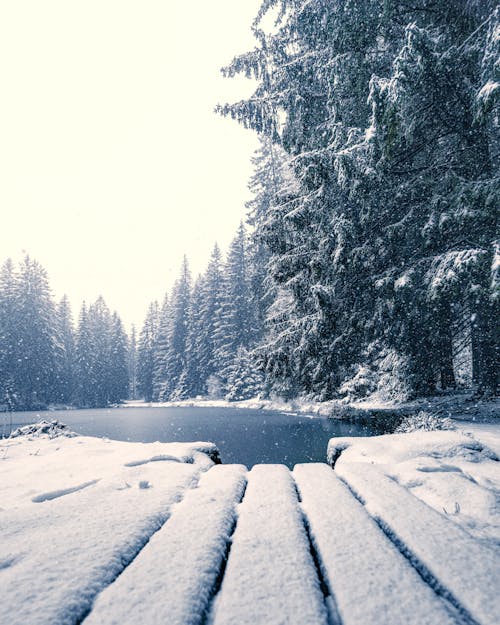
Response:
[122,396,331,417]
[124,392,500,423]
[354,393,500,422]
[328,426,500,547]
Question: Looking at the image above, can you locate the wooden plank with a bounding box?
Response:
[294,463,458,625]
[0,463,200,625]
[336,462,500,625]
[84,465,247,625]
[211,464,328,625]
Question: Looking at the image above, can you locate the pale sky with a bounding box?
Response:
[0,1,260,330]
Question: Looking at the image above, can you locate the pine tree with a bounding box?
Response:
[55,295,76,405]
[184,277,205,397]
[367,3,499,395]
[109,312,129,403]
[137,301,159,402]
[0,259,19,408]
[87,297,113,406]
[218,0,389,399]
[164,257,191,400]
[225,346,263,401]
[219,0,499,399]
[15,256,58,408]
[128,325,138,400]
[215,223,255,387]
[197,245,226,393]
[152,294,171,401]
[246,136,289,343]
[76,303,96,407]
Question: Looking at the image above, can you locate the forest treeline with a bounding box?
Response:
[0,1,498,410]
[0,257,130,410]
[0,227,263,410]
[136,223,264,402]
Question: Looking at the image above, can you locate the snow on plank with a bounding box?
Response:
[336,462,500,625]
[0,462,202,625]
[84,464,247,625]
[211,464,328,625]
[294,463,457,625]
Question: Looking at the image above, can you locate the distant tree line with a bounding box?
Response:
[0,223,265,410]
[136,223,264,402]
[216,0,499,399]
[0,256,130,410]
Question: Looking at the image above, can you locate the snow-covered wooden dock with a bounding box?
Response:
[1,433,499,625]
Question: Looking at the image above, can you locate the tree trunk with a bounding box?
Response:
[474,295,499,396]
[435,300,456,391]
[471,313,481,385]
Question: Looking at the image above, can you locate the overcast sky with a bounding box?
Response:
[0,1,261,329]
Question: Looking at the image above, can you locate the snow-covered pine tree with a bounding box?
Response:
[220,0,499,399]
[14,256,58,409]
[0,259,20,408]
[128,325,138,400]
[164,257,191,400]
[197,244,226,394]
[137,301,159,402]
[54,295,76,405]
[184,276,205,397]
[367,2,499,395]
[152,294,171,401]
[246,136,289,345]
[87,297,113,406]
[214,223,254,388]
[225,346,263,401]
[109,312,129,404]
[219,0,387,399]
[76,303,95,407]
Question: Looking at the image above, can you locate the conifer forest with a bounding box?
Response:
[0,0,498,410]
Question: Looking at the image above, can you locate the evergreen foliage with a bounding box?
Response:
[137,301,159,402]
[55,295,77,405]
[136,228,264,401]
[0,258,130,410]
[217,0,499,399]
[225,346,264,401]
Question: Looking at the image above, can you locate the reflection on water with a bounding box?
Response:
[2,406,372,468]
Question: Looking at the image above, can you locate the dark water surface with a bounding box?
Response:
[3,406,372,468]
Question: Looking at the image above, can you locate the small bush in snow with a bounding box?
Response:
[395,411,455,433]
[338,365,378,401]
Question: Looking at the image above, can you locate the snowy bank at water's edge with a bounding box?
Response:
[328,426,500,547]
[123,396,332,417]
[124,392,500,429]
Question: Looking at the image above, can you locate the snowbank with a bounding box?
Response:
[354,393,500,422]
[124,393,500,428]
[124,397,350,418]
[328,427,500,546]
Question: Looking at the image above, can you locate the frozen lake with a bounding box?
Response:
[3,406,372,467]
